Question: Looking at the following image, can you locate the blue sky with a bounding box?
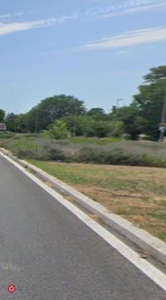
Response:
[0,0,166,114]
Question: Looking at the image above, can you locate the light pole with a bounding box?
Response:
[117,98,123,109]
[73,101,76,137]
[159,89,166,142]
[35,108,39,133]
[14,111,17,133]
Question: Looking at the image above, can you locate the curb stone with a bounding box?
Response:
[1,148,166,266]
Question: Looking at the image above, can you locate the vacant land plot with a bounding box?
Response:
[28,160,166,242]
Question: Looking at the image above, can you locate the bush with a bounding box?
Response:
[13,148,35,159]
[12,146,69,162]
[109,121,124,137]
[46,120,70,139]
[0,132,14,139]
[75,148,99,163]
[47,148,70,162]
[75,147,141,165]
[2,136,166,168]
[73,144,166,167]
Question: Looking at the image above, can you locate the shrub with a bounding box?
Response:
[12,145,69,162]
[2,136,166,168]
[47,148,69,162]
[73,144,166,167]
[14,148,35,159]
[0,132,14,139]
[46,120,70,139]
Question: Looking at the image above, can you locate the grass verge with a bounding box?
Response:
[27,160,166,242]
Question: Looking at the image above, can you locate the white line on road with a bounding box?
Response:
[1,151,166,292]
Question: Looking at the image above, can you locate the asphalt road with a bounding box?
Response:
[0,155,165,300]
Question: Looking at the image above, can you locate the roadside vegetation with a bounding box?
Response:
[0,66,166,142]
[0,66,166,241]
[26,161,166,242]
[1,136,166,168]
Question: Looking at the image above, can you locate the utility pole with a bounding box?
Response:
[35,109,39,133]
[159,90,166,141]
[73,101,76,137]
[14,111,17,133]
[14,118,17,133]
[117,98,123,109]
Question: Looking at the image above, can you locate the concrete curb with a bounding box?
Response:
[1,148,166,265]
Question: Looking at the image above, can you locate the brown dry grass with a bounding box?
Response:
[29,161,166,242]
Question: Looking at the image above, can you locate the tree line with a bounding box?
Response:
[1,65,166,140]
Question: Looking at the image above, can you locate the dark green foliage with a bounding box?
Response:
[2,65,166,141]
[0,109,5,122]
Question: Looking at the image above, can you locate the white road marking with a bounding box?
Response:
[1,152,166,291]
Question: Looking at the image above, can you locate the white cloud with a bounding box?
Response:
[97,3,166,18]
[80,27,166,50]
[15,12,25,17]
[0,14,77,36]
[85,0,166,18]
[0,14,11,19]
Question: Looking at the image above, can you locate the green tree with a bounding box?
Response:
[5,113,17,132]
[109,121,124,137]
[25,106,39,132]
[111,105,145,139]
[25,95,86,132]
[143,66,166,83]
[75,116,96,137]
[43,120,70,139]
[60,115,97,137]
[95,120,112,137]
[17,114,28,132]
[6,113,30,133]
[87,108,106,120]
[0,109,5,122]
[133,65,166,139]
[61,116,113,138]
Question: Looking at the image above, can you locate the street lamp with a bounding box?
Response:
[159,90,166,142]
[35,108,39,133]
[14,111,17,133]
[116,98,123,109]
[73,101,77,137]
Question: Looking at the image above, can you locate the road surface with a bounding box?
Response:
[0,155,165,300]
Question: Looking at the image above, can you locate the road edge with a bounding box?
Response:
[1,148,166,267]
